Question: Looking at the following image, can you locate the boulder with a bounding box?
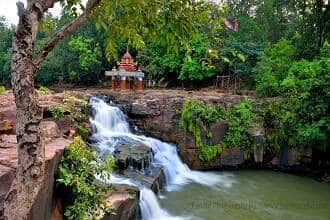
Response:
[0,120,14,135]
[40,120,60,144]
[114,143,153,171]
[271,146,312,167]
[102,184,139,220]
[288,147,312,166]
[123,166,165,193]
[0,135,17,149]
[0,107,16,135]
[0,138,71,220]
[179,148,221,170]
[54,115,75,138]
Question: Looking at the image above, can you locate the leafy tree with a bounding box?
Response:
[259,42,330,153]
[0,17,14,86]
[6,0,211,219]
[254,38,296,96]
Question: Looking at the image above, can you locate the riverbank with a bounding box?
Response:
[1,88,329,219]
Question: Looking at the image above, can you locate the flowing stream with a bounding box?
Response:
[89,97,330,220]
[89,97,235,220]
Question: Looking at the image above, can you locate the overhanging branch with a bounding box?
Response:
[33,0,101,67]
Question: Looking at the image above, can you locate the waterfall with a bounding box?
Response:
[90,97,235,220]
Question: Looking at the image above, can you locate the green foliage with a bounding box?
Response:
[50,106,66,119]
[68,36,102,70]
[223,99,256,158]
[258,42,330,152]
[56,136,115,220]
[35,15,108,87]
[179,35,217,81]
[179,99,224,148]
[256,72,280,97]
[0,17,13,86]
[255,39,296,97]
[38,86,50,93]
[200,143,226,162]
[64,94,89,140]
[0,86,5,93]
[94,0,212,61]
[180,98,257,160]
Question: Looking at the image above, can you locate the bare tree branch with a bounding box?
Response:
[33,0,102,67]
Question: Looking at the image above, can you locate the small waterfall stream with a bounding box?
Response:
[89,97,235,220]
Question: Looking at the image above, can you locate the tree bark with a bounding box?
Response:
[4,0,101,219]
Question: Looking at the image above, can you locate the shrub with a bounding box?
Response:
[180,98,257,160]
[223,99,256,159]
[50,106,65,119]
[256,72,280,97]
[179,99,224,148]
[38,86,49,93]
[254,38,296,97]
[56,136,115,220]
[0,86,5,93]
[64,93,89,140]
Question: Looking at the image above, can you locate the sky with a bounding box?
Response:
[0,0,62,25]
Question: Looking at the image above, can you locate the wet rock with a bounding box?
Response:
[114,143,153,171]
[123,166,165,193]
[180,148,222,170]
[208,120,228,145]
[249,129,265,163]
[130,102,160,117]
[271,146,313,168]
[220,148,244,167]
[102,184,139,220]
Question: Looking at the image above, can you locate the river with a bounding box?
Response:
[90,96,330,220]
[160,170,330,220]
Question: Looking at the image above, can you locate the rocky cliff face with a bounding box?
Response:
[96,90,250,170]
[0,91,75,220]
[96,90,319,176]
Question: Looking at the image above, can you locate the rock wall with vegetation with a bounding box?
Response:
[104,89,329,181]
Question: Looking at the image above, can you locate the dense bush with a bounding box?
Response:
[56,136,115,220]
[256,42,330,152]
[50,106,66,119]
[0,85,5,93]
[179,99,224,148]
[254,39,296,97]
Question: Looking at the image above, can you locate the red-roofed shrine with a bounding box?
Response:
[105,49,144,91]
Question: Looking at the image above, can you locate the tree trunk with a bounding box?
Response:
[4,3,44,219]
[3,0,101,219]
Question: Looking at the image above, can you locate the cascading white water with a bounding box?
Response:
[90,97,235,220]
